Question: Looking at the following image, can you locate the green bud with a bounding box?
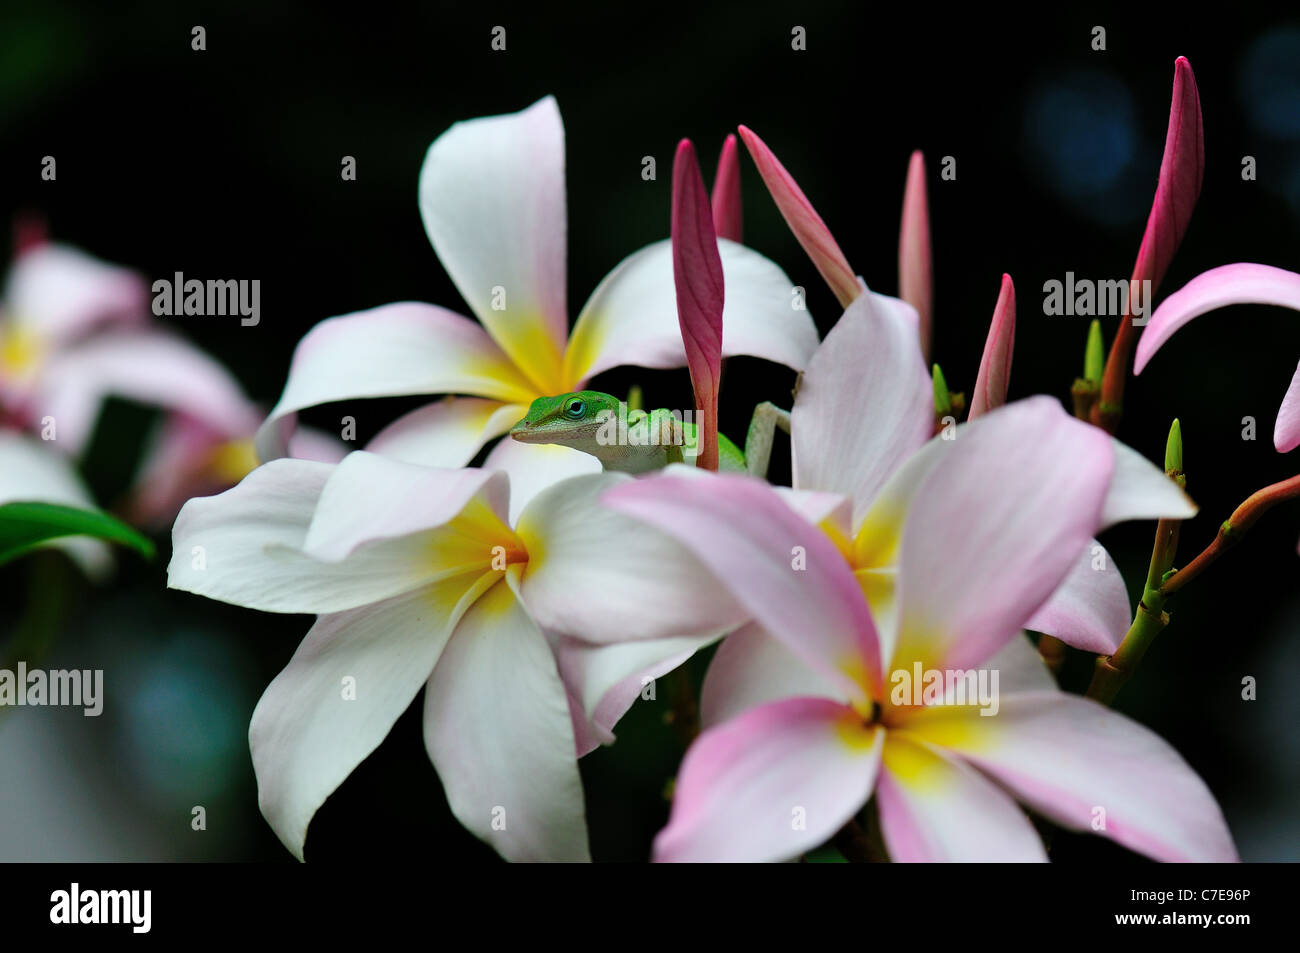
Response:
[626,384,644,413]
[1165,418,1183,476]
[932,364,951,415]
[1084,319,1104,384]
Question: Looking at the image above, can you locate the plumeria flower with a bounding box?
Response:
[0,238,344,526]
[167,451,748,861]
[604,398,1237,862]
[1135,262,1300,452]
[254,97,818,515]
[560,292,1186,723]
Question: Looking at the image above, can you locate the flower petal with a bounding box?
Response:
[876,733,1047,862]
[1025,539,1130,654]
[672,139,725,471]
[424,575,589,862]
[418,96,569,393]
[168,455,509,614]
[1129,56,1204,296]
[736,125,859,308]
[255,303,536,461]
[517,472,748,643]
[898,151,933,359]
[0,430,109,575]
[481,435,601,526]
[1135,263,1300,372]
[602,470,880,703]
[555,632,712,728]
[710,134,743,243]
[967,274,1015,419]
[4,243,148,344]
[700,621,845,729]
[36,330,260,457]
[892,398,1114,672]
[249,579,485,860]
[792,292,932,530]
[1133,262,1300,452]
[563,238,817,383]
[364,397,526,469]
[903,691,1239,862]
[1100,437,1197,527]
[655,698,883,862]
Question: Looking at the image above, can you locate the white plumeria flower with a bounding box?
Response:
[167,452,746,861]
[254,96,819,516]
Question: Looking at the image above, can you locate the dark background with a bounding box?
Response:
[1,1,1297,861]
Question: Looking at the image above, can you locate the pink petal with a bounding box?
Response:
[603,472,881,704]
[654,698,883,862]
[255,302,536,461]
[4,243,148,345]
[671,140,725,472]
[897,151,933,360]
[710,134,743,243]
[417,96,570,379]
[1132,262,1300,451]
[700,622,845,729]
[967,274,1016,419]
[1025,539,1131,654]
[1278,361,1300,453]
[905,691,1239,862]
[1135,263,1300,372]
[424,575,589,862]
[37,330,261,457]
[892,398,1115,672]
[1129,56,1204,296]
[792,293,933,530]
[876,734,1047,862]
[736,125,860,308]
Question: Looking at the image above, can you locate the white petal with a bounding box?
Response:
[418,96,570,393]
[1100,438,1196,528]
[424,575,589,862]
[365,397,526,469]
[1026,539,1131,654]
[250,578,487,859]
[481,435,602,526]
[563,238,819,383]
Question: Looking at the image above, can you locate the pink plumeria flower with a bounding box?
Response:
[564,293,1189,725]
[0,239,346,526]
[255,97,818,515]
[1135,263,1300,452]
[167,452,747,861]
[605,398,1237,862]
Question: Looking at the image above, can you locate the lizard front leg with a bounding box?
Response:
[743,402,791,477]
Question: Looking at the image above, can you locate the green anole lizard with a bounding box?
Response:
[509,390,790,477]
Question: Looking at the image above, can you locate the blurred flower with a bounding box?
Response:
[255,97,819,515]
[168,451,746,861]
[605,399,1236,862]
[0,237,344,527]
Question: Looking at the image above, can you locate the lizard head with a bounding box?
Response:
[509,390,623,448]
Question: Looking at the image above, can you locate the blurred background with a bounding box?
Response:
[0,1,1297,861]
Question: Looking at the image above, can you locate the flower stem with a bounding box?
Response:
[1160,473,1300,597]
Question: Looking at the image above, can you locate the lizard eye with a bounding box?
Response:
[564,398,587,419]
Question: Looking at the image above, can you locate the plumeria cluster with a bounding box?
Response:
[11,54,1288,862]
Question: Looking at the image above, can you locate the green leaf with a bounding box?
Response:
[0,501,155,567]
